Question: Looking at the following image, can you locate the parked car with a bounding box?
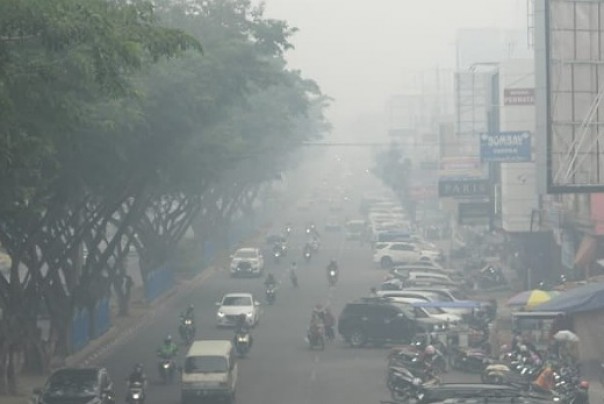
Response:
[373,242,422,268]
[377,289,472,317]
[229,248,264,277]
[34,367,116,404]
[216,293,260,327]
[387,296,463,323]
[337,297,447,348]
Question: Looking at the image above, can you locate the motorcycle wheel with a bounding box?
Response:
[390,386,410,402]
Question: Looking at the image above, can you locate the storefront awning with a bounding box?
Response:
[574,236,597,268]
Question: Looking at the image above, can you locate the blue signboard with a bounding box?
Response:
[480,131,532,162]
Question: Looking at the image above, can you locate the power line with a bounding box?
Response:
[301,142,396,147]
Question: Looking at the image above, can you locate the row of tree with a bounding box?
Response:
[0,0,329,393]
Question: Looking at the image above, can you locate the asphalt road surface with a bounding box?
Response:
[96,161,478,404]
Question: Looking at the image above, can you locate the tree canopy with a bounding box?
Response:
[0,0,329,394]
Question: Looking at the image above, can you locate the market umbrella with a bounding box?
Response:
[506,289,558,308]
[553,330,579,342]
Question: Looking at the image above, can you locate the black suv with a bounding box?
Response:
[338,297,447,347]
[34,367,116,404]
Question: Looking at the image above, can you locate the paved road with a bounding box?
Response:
[94,157,479,404]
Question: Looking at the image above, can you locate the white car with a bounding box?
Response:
[373,242,422,268]
[377,290,471,317]
[388,296,462,323]
[229,248,264,277]
[216,293,260,327]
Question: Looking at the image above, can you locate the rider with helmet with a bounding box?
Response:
[157,335,179,360]
[234,313,253,347]
[264,273,277,288]
[128,363,147,385]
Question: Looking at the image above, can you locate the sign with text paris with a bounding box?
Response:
[479,131,532,162]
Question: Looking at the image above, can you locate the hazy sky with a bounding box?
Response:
[262,0,528,138]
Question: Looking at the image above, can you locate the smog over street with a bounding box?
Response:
[1,1,603,404]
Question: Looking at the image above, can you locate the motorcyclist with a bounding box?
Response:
[264,273,277,288]
[308,305,325,342]
[289,262,298,287]
[181,304,194,321]
[273,241,283,256]
[327,259,338,276]
[323,306,336,340]
[303,242,313,256]
[128,363,147,386]
[157,335,179,360]
[234,313,253,347]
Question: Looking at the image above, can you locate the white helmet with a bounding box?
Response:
[425,345,436,355]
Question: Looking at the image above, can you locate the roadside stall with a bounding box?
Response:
[530,282,604,364]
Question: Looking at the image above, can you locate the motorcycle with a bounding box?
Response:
[328,269,338,287]
[179,317,195,345]
[234,331,251,357]
[290,270,298,288]
[265,286,276,305]
[308,324,325,350]
[126,381,145,404]
[387,366,424,402]
[303,249,312,262]
[273,249,282,263]
[308,331,325,351]
[158,359,175,384]
[450,346,491,373]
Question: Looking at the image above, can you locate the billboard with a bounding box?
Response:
[538,0,604,193]
[480,131,532,162]
[504,88,535,106]
[438,178,490,198]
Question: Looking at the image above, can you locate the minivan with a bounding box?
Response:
[181,340,237,404]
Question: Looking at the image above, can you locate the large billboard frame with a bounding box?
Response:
[545,0,604,193]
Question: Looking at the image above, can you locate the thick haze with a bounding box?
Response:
[263,0,528,139]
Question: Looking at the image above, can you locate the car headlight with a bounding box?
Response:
[246,312,253,317]
[217,312,225,318]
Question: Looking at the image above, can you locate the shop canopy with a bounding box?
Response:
[531,282,604,314]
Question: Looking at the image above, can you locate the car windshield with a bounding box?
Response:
[45,371,98,398]
[222,296,252,306]
[235,250,256,259]
[184,356,228,374]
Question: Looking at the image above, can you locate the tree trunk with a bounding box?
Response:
[0,342,7,395]
[7,345,16,395]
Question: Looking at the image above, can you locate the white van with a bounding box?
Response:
[181,340,237,404]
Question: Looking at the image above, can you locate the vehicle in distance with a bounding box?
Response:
[216,293,260,327]
[229,248,264,277]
